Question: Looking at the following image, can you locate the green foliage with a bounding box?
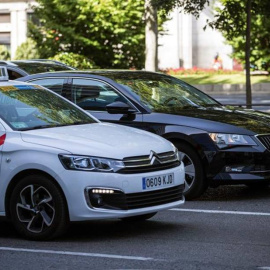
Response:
[50,52,97,69]
[153,0,209,18]
[29,0,146,69]
[0,45,10,60]
[208,0,270,71]
[14,38,40,60]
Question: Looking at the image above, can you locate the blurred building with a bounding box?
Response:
[158,2,233,70]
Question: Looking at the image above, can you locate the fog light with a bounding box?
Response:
[90,194,104,207]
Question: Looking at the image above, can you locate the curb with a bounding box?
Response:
[193,83,270,95]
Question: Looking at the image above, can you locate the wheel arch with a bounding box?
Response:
[5,169,69,220]
[162,133,209,176]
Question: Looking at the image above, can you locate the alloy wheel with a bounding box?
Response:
[16,184,55,233]
[178,151,196,192]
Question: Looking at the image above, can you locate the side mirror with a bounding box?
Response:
[106,101,136,114]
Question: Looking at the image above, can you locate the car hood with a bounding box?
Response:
[21,122,173,159]
[153,106,270,135]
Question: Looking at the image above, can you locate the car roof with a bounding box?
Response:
[0,59,74,68]
[16,69,168,80]
[0,60,75,76]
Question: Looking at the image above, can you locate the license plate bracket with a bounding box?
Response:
[142,173,174,190]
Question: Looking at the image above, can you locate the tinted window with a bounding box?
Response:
[93,72,220,113]
[71,78,129,111]
[7,69,22,80]
[30,78,65,95]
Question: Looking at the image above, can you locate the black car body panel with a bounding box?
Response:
[17,70,270,197]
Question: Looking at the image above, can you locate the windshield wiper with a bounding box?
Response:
[18,125,54,131]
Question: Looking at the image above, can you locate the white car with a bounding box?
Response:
[0,67,185,240]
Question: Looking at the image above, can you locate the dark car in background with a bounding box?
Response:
[0,59,75,80]
[18,70,270,199]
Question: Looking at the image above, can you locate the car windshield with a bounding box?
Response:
[100,72,220,113]
[12,61,73,74]
[0,84,96,131]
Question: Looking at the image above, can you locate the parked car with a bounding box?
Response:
[18,70,270,199]
[0,59,75,80]
[0,67,185,240]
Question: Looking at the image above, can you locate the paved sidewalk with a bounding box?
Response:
[194,83,270,95]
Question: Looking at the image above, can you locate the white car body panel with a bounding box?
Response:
[0,123,185,221]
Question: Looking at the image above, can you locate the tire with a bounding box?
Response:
[10,174,69,241]
[121,212,157,222]
[175,142,207,200]
[245,183,270,189]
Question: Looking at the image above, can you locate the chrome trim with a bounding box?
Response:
[256,134,270,150]
[123,150,179,168]
[250,170,270,173]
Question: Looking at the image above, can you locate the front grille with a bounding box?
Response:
[126,184,184,209]
[119,150,180,174]
[257,135,270,150]
[87,185,184,210]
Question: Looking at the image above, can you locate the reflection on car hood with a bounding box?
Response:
[21,122,173,159]
[154,106,270,135]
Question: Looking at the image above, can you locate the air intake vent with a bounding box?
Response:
[257,135,270,150]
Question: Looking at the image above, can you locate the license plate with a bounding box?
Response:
[142,173,174,190]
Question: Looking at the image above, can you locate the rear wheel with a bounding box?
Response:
[121,212,157,222]
[175,142,207,200]
[10,174,69,240]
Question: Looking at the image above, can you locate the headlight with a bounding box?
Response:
[59,154,125,172]
[209,133,257,149]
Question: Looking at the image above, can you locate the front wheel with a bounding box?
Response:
[10,174,69,240]
[175,142,207,200]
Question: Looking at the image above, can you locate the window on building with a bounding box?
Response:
[0,32,11,49]
[0,13,10,23]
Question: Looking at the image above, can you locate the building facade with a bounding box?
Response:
[158,3,233,70]
[0,0,34,58]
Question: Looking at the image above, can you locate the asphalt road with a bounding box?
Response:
[0,185,270,270]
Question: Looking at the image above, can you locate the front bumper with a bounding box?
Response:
[58,163,185,221]
[204,145,270,184]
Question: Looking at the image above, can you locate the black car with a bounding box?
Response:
[0,59,75,80]
[17,70,270,199]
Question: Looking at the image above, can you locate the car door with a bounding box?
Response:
[70,77,144,128]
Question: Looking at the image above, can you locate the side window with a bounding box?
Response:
[7,69,22,80]
[30,78,65,95]
[71,78,130,111]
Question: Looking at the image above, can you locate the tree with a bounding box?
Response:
[14,38,40,60]
[145,0,209,71]
[0,45,10,60]
[30,0,146,69]
[145,0,158,71]
[51,52,97,69]
[208,0,270,108]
